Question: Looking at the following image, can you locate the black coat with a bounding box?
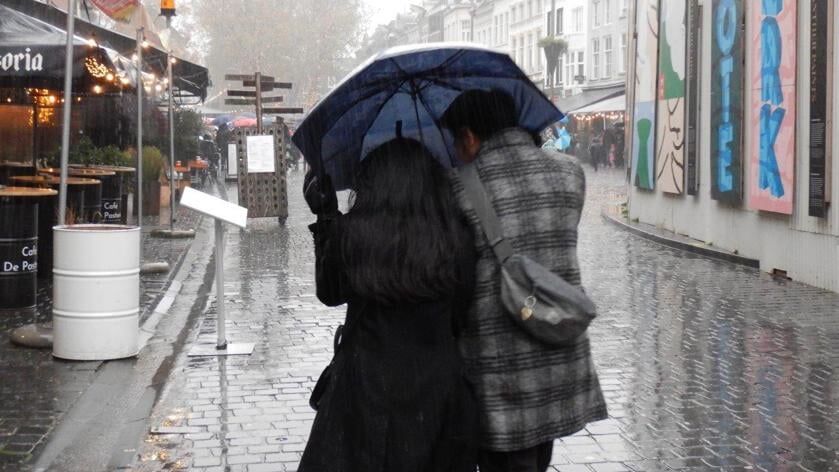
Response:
[298,217,479,472]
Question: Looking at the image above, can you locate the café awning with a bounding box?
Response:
[570,94,626,114]
[0,3,117,88]
[1,0,209,100]
[556,85,623,114]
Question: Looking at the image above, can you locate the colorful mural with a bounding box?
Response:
[655,0,687,194]
[632,0,659,190]
[710,0,745,204]
[749,0,796,214]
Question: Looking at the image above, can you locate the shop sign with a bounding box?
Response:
[0,48,44,72]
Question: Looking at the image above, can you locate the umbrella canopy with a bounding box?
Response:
[293,42,564,191]
[557,127,572,150]
[0,4,118,89]
[231,117,257,128]
[211,114,234,126]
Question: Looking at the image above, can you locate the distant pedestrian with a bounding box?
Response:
[441,89,607,472]
[299,138,478,472]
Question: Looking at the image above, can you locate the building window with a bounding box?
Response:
[620,33,627,72]
[536,28,543,71]
[604,0,611,25]
[604,35,613,77]
[578,51,585,79]
[462,20,471,41]
[512,37,517,61]
[537,0,542,16]
[519,4,525,22]
[620,0,628,18]
[505,12,509,39]
[519,34,525,68]
[527,33,533,71]
[593,0,600,27]
[528,0,533,19]
[557,8,564,34]
[592,38,600,79]
[573,7,584,32]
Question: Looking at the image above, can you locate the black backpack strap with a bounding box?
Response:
[458,163,514,264]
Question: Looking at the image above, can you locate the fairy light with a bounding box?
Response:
[93,85,103,94]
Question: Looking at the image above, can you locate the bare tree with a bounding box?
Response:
[171,0,367,108]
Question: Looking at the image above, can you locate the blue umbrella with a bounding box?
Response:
[292,43,564,191]
[557,127,572,150]
[211,114,234,126]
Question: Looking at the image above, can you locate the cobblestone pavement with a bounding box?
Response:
[0,203,201,471]
[132,166,839,472]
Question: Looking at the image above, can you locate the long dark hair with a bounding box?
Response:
[340,138,472,306]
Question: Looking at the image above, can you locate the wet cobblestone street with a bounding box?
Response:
[0,205,201,470]
[131,165,839,472]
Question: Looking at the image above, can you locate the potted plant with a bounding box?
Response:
[540,36,568,102]
[141,146,164,216]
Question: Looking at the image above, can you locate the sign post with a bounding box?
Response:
[181,187,254,357]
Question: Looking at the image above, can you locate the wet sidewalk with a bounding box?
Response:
[129,166,839,472]
[0,202,202,470]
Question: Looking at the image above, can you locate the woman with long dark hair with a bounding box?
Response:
[299,138,478,472]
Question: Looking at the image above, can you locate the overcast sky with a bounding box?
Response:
[364,0,415,32]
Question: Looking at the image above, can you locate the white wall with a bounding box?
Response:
[627,0,839,292]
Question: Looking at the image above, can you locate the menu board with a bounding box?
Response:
[246,135,275,174]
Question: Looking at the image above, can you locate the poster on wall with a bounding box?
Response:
[655,0,687,195]
[710,0,745,204]
[809,0,831,218]
[749,0,796,214]
[632,0,659,191]
[685,0,701,195]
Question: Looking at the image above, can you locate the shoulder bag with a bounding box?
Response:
[458,163,597,346]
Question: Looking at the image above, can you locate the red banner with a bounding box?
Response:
[88,0,139,22]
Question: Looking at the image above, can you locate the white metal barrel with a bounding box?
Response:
[52,225,140,360]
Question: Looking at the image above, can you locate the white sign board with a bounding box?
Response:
[246,135,275,173]
[227,143,238,177]
[180,187,248,228]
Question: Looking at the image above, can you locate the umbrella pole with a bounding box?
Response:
[58,0,77,225]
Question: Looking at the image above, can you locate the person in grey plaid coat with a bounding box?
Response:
[442,90,607,472]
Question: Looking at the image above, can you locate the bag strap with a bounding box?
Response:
[459,163,514,264]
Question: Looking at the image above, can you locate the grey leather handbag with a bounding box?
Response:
[459,163,597,346]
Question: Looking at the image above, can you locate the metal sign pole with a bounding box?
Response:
[136,28,144,254]
[168,50,176,229]
[214,218,227,350]
[255,71,263,134]
[183,188,253,357]
[58,0,77,226]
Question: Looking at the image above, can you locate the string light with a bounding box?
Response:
[93,85,103,94]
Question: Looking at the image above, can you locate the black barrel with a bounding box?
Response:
[42,168,113,223]
[10,175,96,276]
[0,187,55,309]
[0,161,36,186]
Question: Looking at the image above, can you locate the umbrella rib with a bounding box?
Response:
[321,79,408,166]
[414,89,458,168]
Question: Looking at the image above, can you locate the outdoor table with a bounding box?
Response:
[71,165,136,223]
[10,175,100,277]
[0,187,57,309]
[188,159,209,188]
[0,161,36,186]
[40,168,112,223]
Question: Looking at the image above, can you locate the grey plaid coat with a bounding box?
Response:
[450,128,607,452]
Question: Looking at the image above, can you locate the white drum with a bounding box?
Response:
[52,225,140,360]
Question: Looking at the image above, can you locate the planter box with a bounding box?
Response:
[143,181,161,216]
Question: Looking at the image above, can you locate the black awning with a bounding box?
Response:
[0,0,209,100]
[0,3,116,88]
[555,85,624,114]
